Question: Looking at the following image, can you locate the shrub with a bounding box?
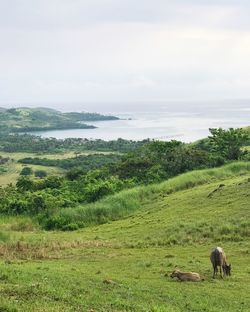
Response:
[62,223,79,231]
[34,170,47,178]
[20,167,33,176]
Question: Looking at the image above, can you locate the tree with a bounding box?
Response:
[20,167,33,176]
[208,128,249,160]
[30,195,46,214]
[42,176,63,189]
[16,177,34,191]
[34,170,47,178]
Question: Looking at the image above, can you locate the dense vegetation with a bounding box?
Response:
[0,134,149,153]
[19,154,122,173]
[0,107,118,133]
[0,127,249,231]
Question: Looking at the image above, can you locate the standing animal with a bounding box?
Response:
[170,269,202,282]
[210,247,231,278]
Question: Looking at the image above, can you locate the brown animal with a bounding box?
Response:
[210,247,231,278]
[170,269,202,282]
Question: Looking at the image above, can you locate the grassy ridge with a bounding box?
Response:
[0,107,118,133]
[0,168,249,311]
[46,162,250,230]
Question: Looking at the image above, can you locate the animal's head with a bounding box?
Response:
[224,264,231,276]
[170,270,180,278]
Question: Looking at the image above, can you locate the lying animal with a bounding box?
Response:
[210,246,231,278]
[170,269,202,282]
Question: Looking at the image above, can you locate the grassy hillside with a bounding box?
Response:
[0,107,118,133]
[44,161,250,230]
[0,165,249,311]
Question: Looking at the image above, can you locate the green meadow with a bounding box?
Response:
[0,164,249,311]
[0,151,113,186]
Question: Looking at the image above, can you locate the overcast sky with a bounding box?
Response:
[1,0,250,106]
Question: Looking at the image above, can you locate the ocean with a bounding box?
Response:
[31,100,250,142]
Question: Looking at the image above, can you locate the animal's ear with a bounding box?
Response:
[229,264,231,268]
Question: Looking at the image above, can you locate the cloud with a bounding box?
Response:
[0,1,250,104]
[1,0,250,31]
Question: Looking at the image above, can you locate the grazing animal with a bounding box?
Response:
[210,247,231,278]
[170,269,202,282]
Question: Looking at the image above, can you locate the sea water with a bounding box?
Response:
[30,100,250,142]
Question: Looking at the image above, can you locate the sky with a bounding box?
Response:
[1,0,250,107]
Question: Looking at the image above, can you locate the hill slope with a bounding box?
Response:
[0,166,249,311]
[0,107,118,133]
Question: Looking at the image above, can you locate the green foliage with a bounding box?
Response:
[8,199,29,214]
[19,153,122,172]
[30,195,47,214]
[208,127,249,160]
[63,111,119,121]
[40,176,62,188]
[20,166,33,176]
[113,140,211,183]
[84,175,126,202]
[0,134,148,153]
[0,166,7,174]
[16,177,34,191]
[34,170,47,178]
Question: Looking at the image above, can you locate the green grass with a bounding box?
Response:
[0,151,115,161]
[0,164,249,311]
[49,161,250,229]
[0,151,117,186]
[0,152,73,186]
[0,160,64,186]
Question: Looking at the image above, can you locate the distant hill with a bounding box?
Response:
[0,107,119,133]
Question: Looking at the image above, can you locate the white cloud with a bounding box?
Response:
[0,1,250,104]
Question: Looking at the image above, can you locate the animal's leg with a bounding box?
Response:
[213,266,216,278]
[220,266,223,278]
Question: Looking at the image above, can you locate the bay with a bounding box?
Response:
[30,100,250,142]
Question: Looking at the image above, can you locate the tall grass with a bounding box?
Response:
[42,161,250,230]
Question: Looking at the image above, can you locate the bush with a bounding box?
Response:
[16,177,34,191]
[20,167,33,176]
[62,223,79,231]
[34,170,47,178]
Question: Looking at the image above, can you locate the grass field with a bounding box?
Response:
[0,151,115,161]
[0,164,249,311]
[0,159,64,187]
[0,151,114,186]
